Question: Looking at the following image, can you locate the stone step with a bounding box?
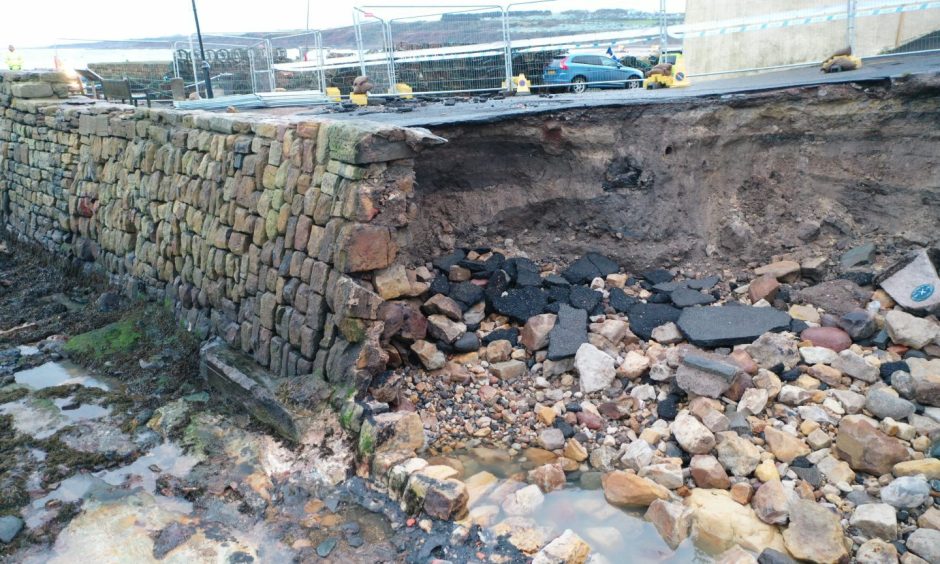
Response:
[200,338,315,443]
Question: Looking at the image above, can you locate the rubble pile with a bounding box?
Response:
[353,244,940,563]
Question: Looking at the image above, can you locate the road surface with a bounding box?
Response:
[293,52,940,127]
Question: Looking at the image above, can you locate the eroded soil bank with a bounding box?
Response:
[408,75,940,273]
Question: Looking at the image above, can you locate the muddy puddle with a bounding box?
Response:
[453,447,710,562]
[1,354,417,562]
[14,361,110,390]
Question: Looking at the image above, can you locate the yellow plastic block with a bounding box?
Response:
[325,87,341,102]
[395,83,413,99]
[349,93,368,106]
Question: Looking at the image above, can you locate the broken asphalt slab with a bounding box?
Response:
[677,305,792,347]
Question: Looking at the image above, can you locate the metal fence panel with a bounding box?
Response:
[385,5,508,93]
[507,0,674,92]
[855,1,940,56]
[178,35,275,96]
[354,10,395,93]
[269,31,327,92]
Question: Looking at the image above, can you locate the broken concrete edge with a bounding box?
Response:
[387,70,940,130]
[0,70,450,444]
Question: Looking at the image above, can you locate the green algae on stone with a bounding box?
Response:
[0,386,29,405]
[63,317,141,359]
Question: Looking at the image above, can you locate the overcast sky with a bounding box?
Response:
[3,0,685,47]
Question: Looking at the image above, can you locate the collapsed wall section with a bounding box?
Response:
[0,70,441,407]
[411,76,940,271]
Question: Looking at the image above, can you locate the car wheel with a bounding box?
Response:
[626,77,641,89]
[571,76,587,94]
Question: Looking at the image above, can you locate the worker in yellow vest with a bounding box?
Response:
[6,45,24,71]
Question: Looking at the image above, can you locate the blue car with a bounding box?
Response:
[542,54,644,93]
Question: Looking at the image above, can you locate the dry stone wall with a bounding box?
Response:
[0,70,442,400]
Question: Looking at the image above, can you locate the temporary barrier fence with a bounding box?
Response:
[36,0,940,103]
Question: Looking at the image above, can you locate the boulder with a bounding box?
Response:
[358,411,424,457]
[752,479,792,525]
[589,445,619,472]
[684,489,787,555]
[531,529,591,564]
[672,412,716,454]
[410,340,445,370]
[651,322,684,344]
[755,260,801,282]
[906,529,940,564]
[716,431,761,477]
[502,484,546,516]
[796,279,869,316]
[602,471,671,507]
[427,314,467,344]
[832,350,879,383]
[817,455,857,484]
[521,314,557,352]
[490,516,552,554]
[422,478,469,520]
[538,428,565,451]
[850,503,898,541]
[528,463,566,493]
[885,310,939,349]
[762,427,810,463]
[619,350,651,379]
[800,326,852,352]
[835,415,911,476]
[676,353,740,398]
[879,475,931,508]
[691,455,731,489]
[403,468,469,520]
[782,500,848,564]
[564,439,588,462]
[749,275,781,303]
[640,461,684,490]
[620,440,654,472]
[866,388,915,421]
[491,360,527,380]
[908,358,940,406]
[574,343,616,394]
[422,294,464,321]
[893,458,940,480]
[738,388,769,416]
[645,499,692,550]
[799,346,839,365]
[839,309,878,340]
[855,539,899,564]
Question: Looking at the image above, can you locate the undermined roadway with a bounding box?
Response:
[1,67,940,563]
